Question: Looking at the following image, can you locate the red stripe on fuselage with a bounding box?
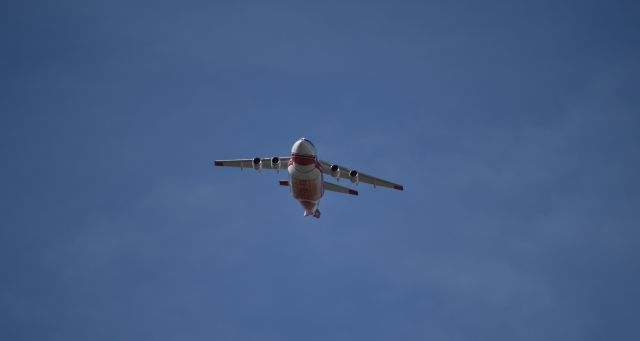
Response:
[291,153,316,166]
[291,154,323,172]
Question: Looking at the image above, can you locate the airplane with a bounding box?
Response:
[213,138,403,218]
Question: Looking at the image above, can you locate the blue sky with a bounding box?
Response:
[2,1,640,340]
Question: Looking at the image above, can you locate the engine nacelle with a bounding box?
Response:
[349,170,359,184]
[330,164,340,179]
[271,157,280,172]
[253,157,262,171]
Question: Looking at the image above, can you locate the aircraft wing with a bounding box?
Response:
[319,159,404,191]
[214,157,290,171]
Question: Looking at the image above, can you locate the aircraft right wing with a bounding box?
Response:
[214,157,290,171]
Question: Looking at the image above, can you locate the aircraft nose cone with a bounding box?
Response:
[292,138,316,156]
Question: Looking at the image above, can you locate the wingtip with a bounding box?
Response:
[214,161,223,166]
[394,185,404,191]
[349,189,359,196]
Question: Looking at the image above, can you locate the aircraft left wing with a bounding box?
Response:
[214,157,290,171]
[319,159,404,191]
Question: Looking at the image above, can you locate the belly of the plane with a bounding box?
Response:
[289,164,323,202]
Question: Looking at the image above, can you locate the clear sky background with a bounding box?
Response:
[2,1,640,340]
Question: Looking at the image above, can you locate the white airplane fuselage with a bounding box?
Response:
[287,139,323,218]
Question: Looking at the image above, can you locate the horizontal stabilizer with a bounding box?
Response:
[324,181,358,196]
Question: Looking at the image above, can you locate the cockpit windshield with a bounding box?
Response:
[299,138,315,148]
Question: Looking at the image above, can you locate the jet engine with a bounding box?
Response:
[271,157,280,173]
[253,157,262,171]
[349,170,359,184]
[330,164,340,180]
